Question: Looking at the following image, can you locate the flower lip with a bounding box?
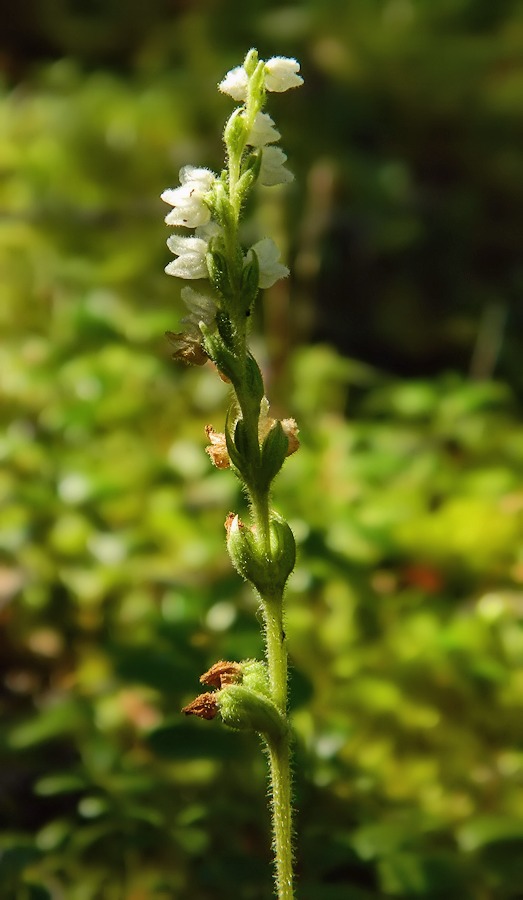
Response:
[165,235,210,280]
[247,238,289,289]
[259,146,294,187]
[218,65,249,101]
[247,112,281,148]
[161,166,216,228]
[264,57,303,92]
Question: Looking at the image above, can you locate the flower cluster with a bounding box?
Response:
[160,51,303,372]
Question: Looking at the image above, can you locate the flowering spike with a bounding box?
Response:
[161,49,303,900]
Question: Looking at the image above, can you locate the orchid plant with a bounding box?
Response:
[161,50,303,900]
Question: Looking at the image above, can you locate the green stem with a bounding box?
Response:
[226,116,294,898]
[267,735,294,900]
[263,595,287,714]
[262,589,293,898]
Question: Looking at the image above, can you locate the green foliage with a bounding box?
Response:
[1,6,523,898]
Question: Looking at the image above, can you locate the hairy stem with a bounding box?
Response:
[251,490,293,899]
[267,735,294,900]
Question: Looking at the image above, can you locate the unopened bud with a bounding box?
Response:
[218,684,285,741]
[269,515,296,589]
[226,514,268,591]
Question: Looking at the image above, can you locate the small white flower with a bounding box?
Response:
[180,286,217,328]
[161,166,216,228]
[218,65,249,101]
[165,234,210,279]
[248,238,289,289]
[259,146,294,186]
[247,112,280,147]
[264,57,303,93]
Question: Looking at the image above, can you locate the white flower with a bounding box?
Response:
[264,57,303,92]
[180,286,217,328]
[165,234,210,279]
[219,55,303,101]
[218,65,249,101]
[161,166,216,228]
[259,146,294,186]
[247,112,280,147]
[248,238,289,289]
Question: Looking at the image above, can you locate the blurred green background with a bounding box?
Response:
[1,1,523,898]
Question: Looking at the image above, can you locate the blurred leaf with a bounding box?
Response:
[146,721,242,761]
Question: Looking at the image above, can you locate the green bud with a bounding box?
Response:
[206,249,234,301]
[236,152,262,210]
[248,60,266,110]
[226,513,296,597]
[243,48,259,78]
[224,109,248,158]
[269,515,297,590]
[218,683,285,741]
[258,420,289,489]
[241,659,270,697]
[226,515,268,590]
[210,179,236,232]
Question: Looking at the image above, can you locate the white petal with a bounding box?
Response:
[259,146,294,186]
[218,65,249,101]
[161,168,215,228]
[166,235,209,279]
[264,57,303,92]
[165,257,208,279]
[181,286,216,326]
[249,238,289,289]
[247,112,281,147]
[167,235,209,256]
[179,165,215,189]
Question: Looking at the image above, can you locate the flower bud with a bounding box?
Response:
[218,684,285,741]
[226,515,268,590]
[206,248,234,300]
[226,514,296,597]
[210,180,236,232]
[200,658,269,696]
[243,48,259,78]
[224,109,249,158]
[258,420,289,488]
[269,516,296,589]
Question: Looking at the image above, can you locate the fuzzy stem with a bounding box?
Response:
[262,595,287,713]
[267,735,294,900]
[251,494,293,899]
[234,315,295,900]
[223,57,295,896]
